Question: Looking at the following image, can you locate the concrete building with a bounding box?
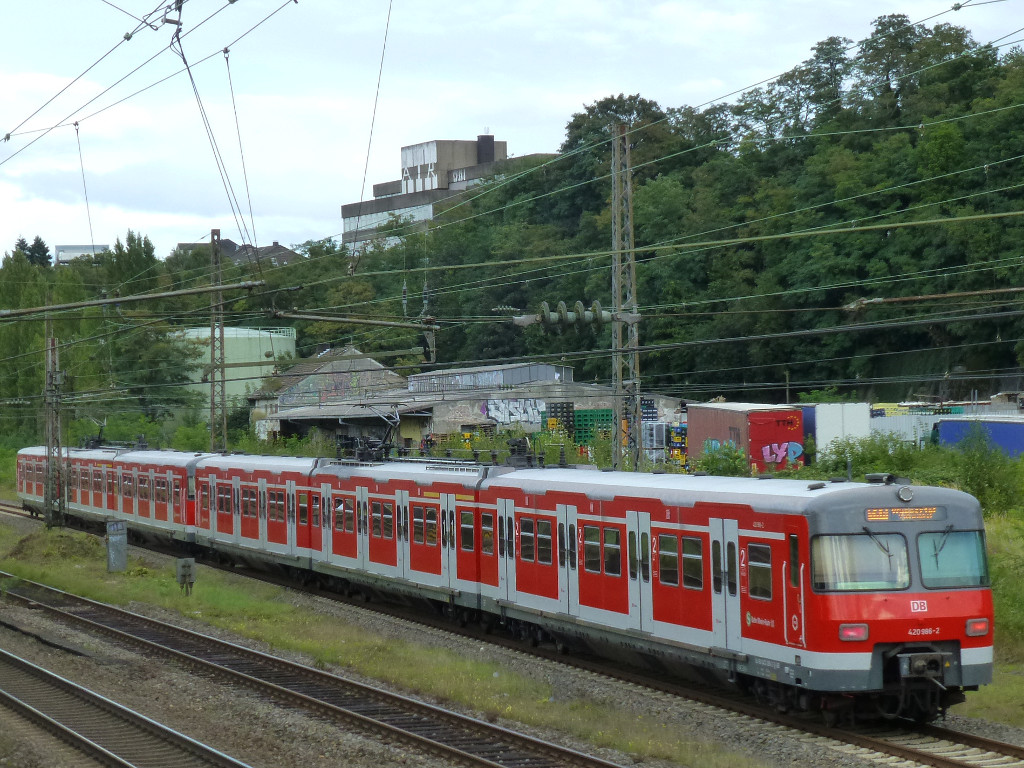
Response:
[174,239,301,269]
[340,135,556,253]
[181,326,296,411]
[258,356,679,451]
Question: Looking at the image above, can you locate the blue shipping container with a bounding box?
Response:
[936,418,1024,457]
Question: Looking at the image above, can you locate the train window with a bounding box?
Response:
[583,526,601,572]
[217,486,231,514]
[712,541,722,594]
[640,532,650,582]
[918,530,989,589]
[426,509,438,546]
[659,534,679,586]
[628,531,638,579]
[537,519,552,565]
[123,474,135,498]
[558,523,566,567]
[482,513,494,555]
[604,528,622,577]
[93,470,103,492]
[811,533,909,591]
[682,537,703,590]
[312,496,321,528]
[155,479,168,503]
[80,469,90,492]
[569,524,577,570]
[69,466,78,488]
[460,511,474,551]
[748,543,772,600]
[412,506,425,543]
[520,518,535,562]
[298,493,309,525]
[505,516,515,558]
[382,503,394,539]
[726,542,737,596]
[371,502,382,537]
[173,480,182,510]
[199,483,208,512]
[789,535,799,587]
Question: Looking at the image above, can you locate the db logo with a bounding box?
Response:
[911,600,928,613]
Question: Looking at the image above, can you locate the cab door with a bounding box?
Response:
[784,528,806,648]
[709,517,741,652]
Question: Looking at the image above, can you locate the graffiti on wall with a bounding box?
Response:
[484,398,545,426]
[759,441,804,466]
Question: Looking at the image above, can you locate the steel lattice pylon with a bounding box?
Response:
[209,229,228,452]
[43,331,67,527]
[610,123,642,471]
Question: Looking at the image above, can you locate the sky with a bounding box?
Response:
[0,0,1018,260]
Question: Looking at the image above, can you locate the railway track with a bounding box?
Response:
[4,502,1024,768]
[0,645,251,768]
[0,573,625,768]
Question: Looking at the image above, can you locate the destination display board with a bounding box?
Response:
[865,506,946,522]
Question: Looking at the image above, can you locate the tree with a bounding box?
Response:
[13,237,29,254]
[25,236,50,267]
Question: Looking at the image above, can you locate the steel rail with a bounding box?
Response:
[0,574,624,768]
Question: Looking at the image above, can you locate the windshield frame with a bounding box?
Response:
[917,528,990,589]
[810,531,911,593]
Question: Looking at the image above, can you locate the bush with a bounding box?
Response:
[693,440,749,477]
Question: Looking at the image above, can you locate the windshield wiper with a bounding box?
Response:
[933,523,954,566]
[862,526,891,557]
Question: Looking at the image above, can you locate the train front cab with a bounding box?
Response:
[803,490,992,721]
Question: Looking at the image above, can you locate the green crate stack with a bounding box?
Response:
[573,409,615,444]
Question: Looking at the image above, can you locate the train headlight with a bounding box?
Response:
[966,618,989,637]
[838,623,869,641]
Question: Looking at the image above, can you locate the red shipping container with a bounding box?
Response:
[687,403,804,472]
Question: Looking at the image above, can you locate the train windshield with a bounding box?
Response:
[918,529,989,588]
[811,532,910,591]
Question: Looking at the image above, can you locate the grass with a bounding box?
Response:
[0,524,760,768]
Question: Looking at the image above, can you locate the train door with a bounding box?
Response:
[258,478,268,548]
[356,486,370,571]
[239,483,259,544]
[630,511,654,633]
[106,469,118,513]
[439,493,457,586]
[285,480,297,556]
[395,489,409,578]
[198,477,211,531]
[330,491,358,564]
[295,488,311,551]
[709,517,741,652]
[475,505,500,597]
[314,482,331,563]
[231,477,242,545]
[557,504,578,616]
[497,499,516,601]
[784,528,806,648]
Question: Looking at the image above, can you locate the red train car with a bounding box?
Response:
[17,447,992,722]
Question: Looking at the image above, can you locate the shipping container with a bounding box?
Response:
[936,416,1024,457]
[687,403,804,472]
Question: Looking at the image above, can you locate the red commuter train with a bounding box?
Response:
[16,445,993,722]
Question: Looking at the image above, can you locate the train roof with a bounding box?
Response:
[116,450,215,468]
[486,467,980,518]
[18,447,120,461]
[313,459,505,487]
[197,453,320,473]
